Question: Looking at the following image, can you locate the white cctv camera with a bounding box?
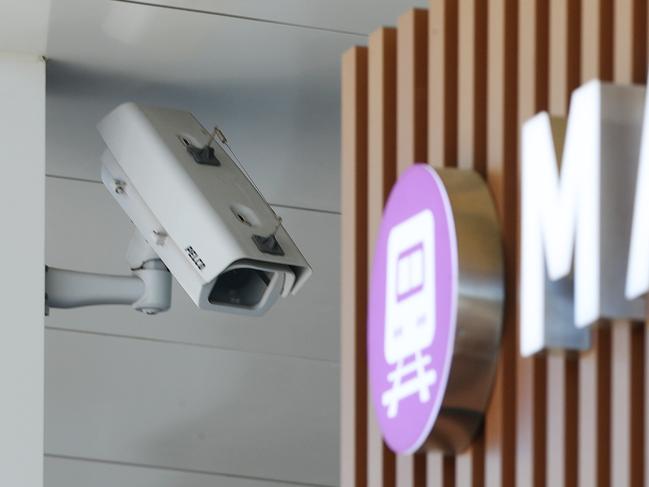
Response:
[45,103,312,316]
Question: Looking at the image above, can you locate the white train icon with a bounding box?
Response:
[382,209,438,418]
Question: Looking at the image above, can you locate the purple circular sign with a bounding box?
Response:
[368,164,458,454]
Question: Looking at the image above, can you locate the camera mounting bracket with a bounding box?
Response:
[45,232,172,315]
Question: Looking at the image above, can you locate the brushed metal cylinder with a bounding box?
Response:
[422,168,504,453]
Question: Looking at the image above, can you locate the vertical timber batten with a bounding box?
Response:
[396,8,430,487]
[341,46,369,487]
[367,27,398,487]
[517,1,548,486]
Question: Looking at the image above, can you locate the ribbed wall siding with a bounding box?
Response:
[340,1,648,486]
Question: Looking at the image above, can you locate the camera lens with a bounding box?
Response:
[209,267,273,307]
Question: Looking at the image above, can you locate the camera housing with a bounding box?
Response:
[97,103,312,316]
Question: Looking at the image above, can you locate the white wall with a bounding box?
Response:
[44,176,340,486]
[43,1,348,483]
[43,4,345,479]
[0,53,46,487]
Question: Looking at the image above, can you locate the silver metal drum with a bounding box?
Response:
[424,168,504,454]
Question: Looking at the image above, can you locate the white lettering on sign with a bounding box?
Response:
[627,85,649,300]
[520,80,646,357]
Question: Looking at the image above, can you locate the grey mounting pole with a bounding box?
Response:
[46,267,144,308]
[45,233,172,315]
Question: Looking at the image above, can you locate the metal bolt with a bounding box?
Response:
[152,230,167,246]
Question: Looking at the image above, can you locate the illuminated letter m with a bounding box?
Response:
[520,80,646,357]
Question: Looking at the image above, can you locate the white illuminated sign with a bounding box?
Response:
[520,80,647,357]
[627,85,649,300]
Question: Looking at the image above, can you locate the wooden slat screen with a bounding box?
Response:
[340,1,649,486]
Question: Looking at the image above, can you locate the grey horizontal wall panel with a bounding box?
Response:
[108,0,427,35]
[45,0,353,212]
[45,176,340,362]
[45,329,339,486]
[45,456,322,487]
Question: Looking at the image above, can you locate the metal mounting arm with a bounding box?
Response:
[45,233,172,315]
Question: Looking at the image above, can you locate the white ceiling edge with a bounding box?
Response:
[116,0,428,35]
[0,0,52,54]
